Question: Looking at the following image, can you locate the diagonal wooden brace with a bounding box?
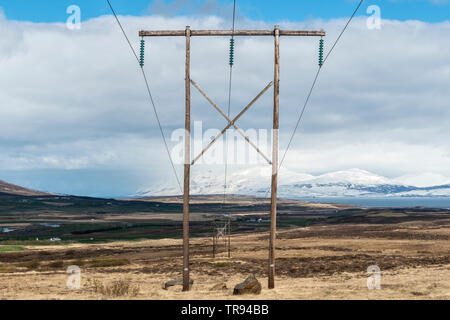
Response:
[190,80,273,165]
[191,80,272,165]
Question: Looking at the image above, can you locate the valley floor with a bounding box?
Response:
[1,218,449,300]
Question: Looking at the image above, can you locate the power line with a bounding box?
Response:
[140,68,183,194]
[106,0,363,198]
[106,0,183,194]
[265,0,364,198]
[279,0,364,170]
[323,0,365,65]
[223,0,237,205]
[106,0,139,64]
[223,0,237,259]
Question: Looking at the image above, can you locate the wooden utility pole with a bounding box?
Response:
[139,26,325,291]
[213,232,216,258]
[182,26,191,292]
[227,216,231,258]
[269,25,280,289]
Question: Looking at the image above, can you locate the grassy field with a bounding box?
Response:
[0,245,26,252]
[0,193,449,299]
[0,222,448,299]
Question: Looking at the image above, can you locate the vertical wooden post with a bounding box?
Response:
[227,217,231,258]
[213,232,216,258]
[182,26,191,292]
[268,25,280,290]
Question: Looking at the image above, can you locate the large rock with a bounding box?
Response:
[233,274,261,295]
[163,278,194,290]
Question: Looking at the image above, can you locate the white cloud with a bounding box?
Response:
[393,172,450,187]
[0,14,449,195]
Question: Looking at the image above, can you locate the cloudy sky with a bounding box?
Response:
[0,0,449,197]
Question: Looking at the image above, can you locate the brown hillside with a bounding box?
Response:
[0,180,49,196]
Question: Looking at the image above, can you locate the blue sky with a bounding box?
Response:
[0,0,449,23]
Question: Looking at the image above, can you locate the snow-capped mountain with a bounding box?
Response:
[140,168,450,198]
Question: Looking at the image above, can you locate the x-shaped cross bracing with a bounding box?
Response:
[216,225,226,238]
[190,79,273,166]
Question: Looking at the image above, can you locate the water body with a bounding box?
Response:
[291,197,450,209]
[39,223,61,228]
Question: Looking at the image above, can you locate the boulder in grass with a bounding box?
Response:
[163,278,194,290]
[233,274,261,295]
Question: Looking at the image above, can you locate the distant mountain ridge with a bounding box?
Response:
[142,168,450,198]
[0,180,49,196]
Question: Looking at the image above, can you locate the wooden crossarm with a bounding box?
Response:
[140,30,325,37]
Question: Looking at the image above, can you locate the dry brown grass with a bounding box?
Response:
[18,260,40,270]
[214,262,232,268]
[0,219,448,300]
[0,265,18,273]
[88,258,130,268]
[46,261,64,269]
[89,278,140,298]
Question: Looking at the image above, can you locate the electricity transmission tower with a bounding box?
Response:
[212,222,228,259]
[139,26,325,291]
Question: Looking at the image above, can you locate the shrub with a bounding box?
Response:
[65,249,76,256]
[91,279,139,297]
[19,260,40,270]
[47,260,64,269]
[71,259,86,266]
[88,258,130,268]
[214,262,231,268]
[0,265,18,273]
